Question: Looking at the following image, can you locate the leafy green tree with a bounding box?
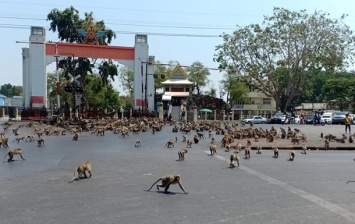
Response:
[47,72,72,108]
[205,86,217,97]
[0,84,23,97]
[214,7,355,112]
[186,61,210,95]
[47,7,117,86]
[118,66,134,94]
[321,77,355,111]
[219,72,249,109]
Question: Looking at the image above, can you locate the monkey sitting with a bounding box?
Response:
[273,147,279,158]
[230,152,240,167]
[186,140,193,148]
[4,148,25,162]
[291,136,300,145]
[135,140,142,147]
[235,142,242,153]
[145,174,188,194]
[37,138,45,147]
[210,144,217,155]
[349,135,354,143]
[69,161,92,183]
[254,135,259,142]
[289,151,296,161]
[0,137,9,148]
[97,129,105,136]
[178,149,188,160]
[256,146,262,154]
[324,139,330,151]
[72,132,79,141]
[0,132,5,138]
[165,140,174,148]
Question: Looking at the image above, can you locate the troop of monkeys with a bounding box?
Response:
[2,118,355,193]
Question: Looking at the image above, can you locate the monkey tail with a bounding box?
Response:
[145,178,162,191]
[68,169,77,183]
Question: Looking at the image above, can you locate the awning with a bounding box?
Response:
[162,95,172,101]
[164,92,190,97]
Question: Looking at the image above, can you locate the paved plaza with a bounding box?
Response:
[1,121,355,223]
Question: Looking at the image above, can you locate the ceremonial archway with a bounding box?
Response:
[21,26,155,114]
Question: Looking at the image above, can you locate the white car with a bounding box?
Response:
[321,113,333,124]
[242,116,268,124]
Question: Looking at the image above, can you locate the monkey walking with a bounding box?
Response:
[178,149,188,160]
[186,140,193,148]
[135,140,142,147]
[289,151,296,161]
[182,135,186,143]
[256,146,262,154]
[165,140,174,148]
[244,146,251,159]
[301,144,307,154]
[13,137,26,143]
[69,161,92,183]
[273,147,279,158]
[145,174,188,194]
[4,148,25,162]
[210,144,217,155]
[230,152,240,167]
[37,138,45,147]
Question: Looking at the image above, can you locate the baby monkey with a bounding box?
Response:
[69,161,92,183]
[273,147,279,158]
[135,140,142,147]
[178,149,188,160]
[145,174,188,194]
[289,151,296,161]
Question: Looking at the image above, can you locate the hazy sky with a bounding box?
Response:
[1,0,355,95]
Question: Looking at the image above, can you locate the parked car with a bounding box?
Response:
[242,116,268,124]
[332,111,349,124]
[320,112,333,124]
[304,115,314,124]
[269,112,287,124]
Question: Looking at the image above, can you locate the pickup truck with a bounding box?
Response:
[242,116,268,124]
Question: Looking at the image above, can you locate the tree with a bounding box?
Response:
[186,61,210,95]
[214,7,355,112]
[118,66,134,94]
[321,77,355,111]
[47,7,117,86]
[0,84,23,97]
[219,72,249,109]
[47,72,72,108]
[205,86,217,97]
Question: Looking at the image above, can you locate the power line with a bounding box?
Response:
[0,24,222,38]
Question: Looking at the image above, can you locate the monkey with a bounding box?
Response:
[26,134,35,142]
[186,140,193,148]
[210,144,217,155]
[197,132,205,139]
[230,152,240,167]
[289,151,296,161]
[273,147,279,158]
[12,128,19,135]
[210,137,215,144]
[182,135,186,142]
[321,132,323,138]
[246,139,252,147]
[225,144,231,152]
[4,148,25,162]
[291,136,300,145]
[72,132,79,141]
[145,174,188,194]
[294,128,301,134]
[152,128,156,135]
[254,135,259,142]
[178,149,188,160]
[193,135,199,144]
[208,130,213,138]
[69,161,92,183]
[349,135,354,143]
[0,132,5,138]
[165,140,174,148]
[256,146,262,154]
[0,137,9,148]
[175,136,178,142]
[97,129,105,136]
[235,142,242,153]
[37,138,45,147]
[325,139,329,151]
[135,140,142,147]
[14,136,26,143]
[301,144,307,154]
[244,146,251,159]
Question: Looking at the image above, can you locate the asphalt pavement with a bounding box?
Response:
[1,121,355,224]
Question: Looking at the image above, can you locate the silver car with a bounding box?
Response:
[242,116,268,124]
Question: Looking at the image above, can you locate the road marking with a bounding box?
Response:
[205,151,355,222]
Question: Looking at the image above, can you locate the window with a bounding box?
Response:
[136,35,147,43]
[31,27,44,36]
[185,87,190,92]
[165,87,169,92]
[263,98,271,105]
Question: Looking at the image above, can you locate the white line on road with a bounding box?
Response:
[205,151,355,223]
